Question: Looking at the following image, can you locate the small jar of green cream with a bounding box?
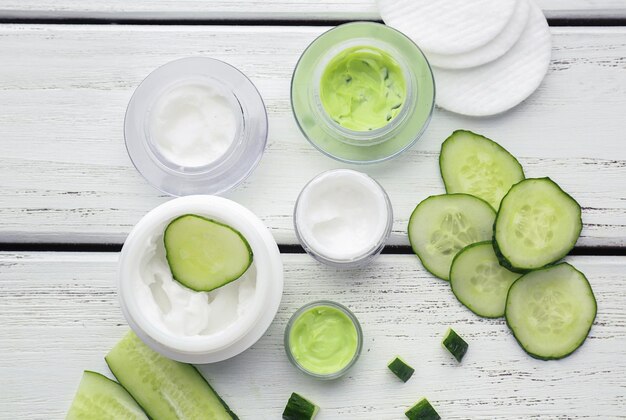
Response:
[291,22,435,164]
[285,301,363,380]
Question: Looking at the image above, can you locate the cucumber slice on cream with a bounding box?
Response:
[164,214,253,292]
[494,178,582,272]
[66,371,148,420]
[505,263,597,360]
[408,194,496,280]
[439,130,525,210]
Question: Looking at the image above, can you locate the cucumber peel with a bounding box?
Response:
[405,398,440,420]
[442,328,468,362]
[387,356,415,382]
[282,393,319,420]
[164,214,253,292]
[66,370,148,420]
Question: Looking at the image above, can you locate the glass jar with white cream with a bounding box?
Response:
[125,57,268,196]
[118,196,283,364]
[294,169,393,267]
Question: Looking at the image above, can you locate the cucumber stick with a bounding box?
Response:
[506,263,596,360]
[282,393,319,420]
[105,331,238,420]
[405,398,440,420]
[450,242,521,318]
[387,356,415,382]
[408,194,496,280]
[440,130,524,210]
[164,214,253,292]
[66,371,148,420]
[494,178,582,272]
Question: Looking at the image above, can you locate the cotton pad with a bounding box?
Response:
[377,0,518,55]
[427,0,530,70]
[433,2,551,116]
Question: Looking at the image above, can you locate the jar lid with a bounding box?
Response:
[125,57,268,196]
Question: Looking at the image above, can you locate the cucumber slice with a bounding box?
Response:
[66,371,148,420]
[164,214,253,292]
[439,130,524,210]
[408,194,496,280]
[282,393,319,420]
[405,398,440,420]
[494,178,582,272]
[450,242,522,318]
[387,356,415,382]
[105,331,238,420]
[442,328,468,362]
[505,263,597,360]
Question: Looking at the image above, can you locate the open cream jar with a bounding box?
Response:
[118,196,283,363]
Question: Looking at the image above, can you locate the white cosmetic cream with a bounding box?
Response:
[134,223,256,337]
[149,82,237,168]
[118,196,283,364]
[294,169,393,266]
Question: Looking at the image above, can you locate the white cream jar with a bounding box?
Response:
[118,196,283,363]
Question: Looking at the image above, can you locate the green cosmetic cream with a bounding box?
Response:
[319,46,406,131]
[288,304,359,375]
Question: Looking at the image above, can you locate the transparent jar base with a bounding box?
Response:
[284,301,363,380]
[125,57,268,196]
[291,22,435,164]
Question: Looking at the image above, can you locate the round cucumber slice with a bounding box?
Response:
[450,241,521,318]
[408,194,496,280]
[494,177,582,272]
[439,130,524,210]
[505,263,597,360]
[164,214,253,292]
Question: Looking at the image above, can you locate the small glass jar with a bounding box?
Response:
[285,301,363,380]
[291,22,435,164]
[293,169,393,268]
[124,57,268,196]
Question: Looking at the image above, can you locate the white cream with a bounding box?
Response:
[149,81,238,168]
[295,170,390,261]
[133,221,256,337]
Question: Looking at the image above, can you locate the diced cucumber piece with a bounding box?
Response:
[439,130,524,210]
[442,328,468,362]
[450,241,522,318]
[494,178,582,272]
[405,398,440,420]
[505,263,597,360]
[282,393,319,420]
[105,331,238,420]
[408,194,496,280]
[164,214,253,292]
[387,356,415,382]
[66,371,148,420]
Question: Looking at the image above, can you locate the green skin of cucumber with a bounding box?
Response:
[442,328,468,362]
[282,393,319,420]
[405,398,440,420]
[504,263,597,361]
[492,177,582,274]
[387,357,415,382]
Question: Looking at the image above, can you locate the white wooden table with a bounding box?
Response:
[0,2,625,419]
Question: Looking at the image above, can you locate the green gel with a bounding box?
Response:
[319,46,406,132]
[288,305,358,375]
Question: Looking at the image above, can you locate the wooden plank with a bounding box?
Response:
[0,25,625,246]
[0,252,624,418]
[0,0,625,20]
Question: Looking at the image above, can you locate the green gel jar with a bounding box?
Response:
[285,301,363,379]
[291,22,435,164]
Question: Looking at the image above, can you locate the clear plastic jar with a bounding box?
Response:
[291,22,435,164]
[293,169,393,268]
[124,57,268,196]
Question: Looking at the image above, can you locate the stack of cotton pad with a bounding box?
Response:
[378,0,551,116]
